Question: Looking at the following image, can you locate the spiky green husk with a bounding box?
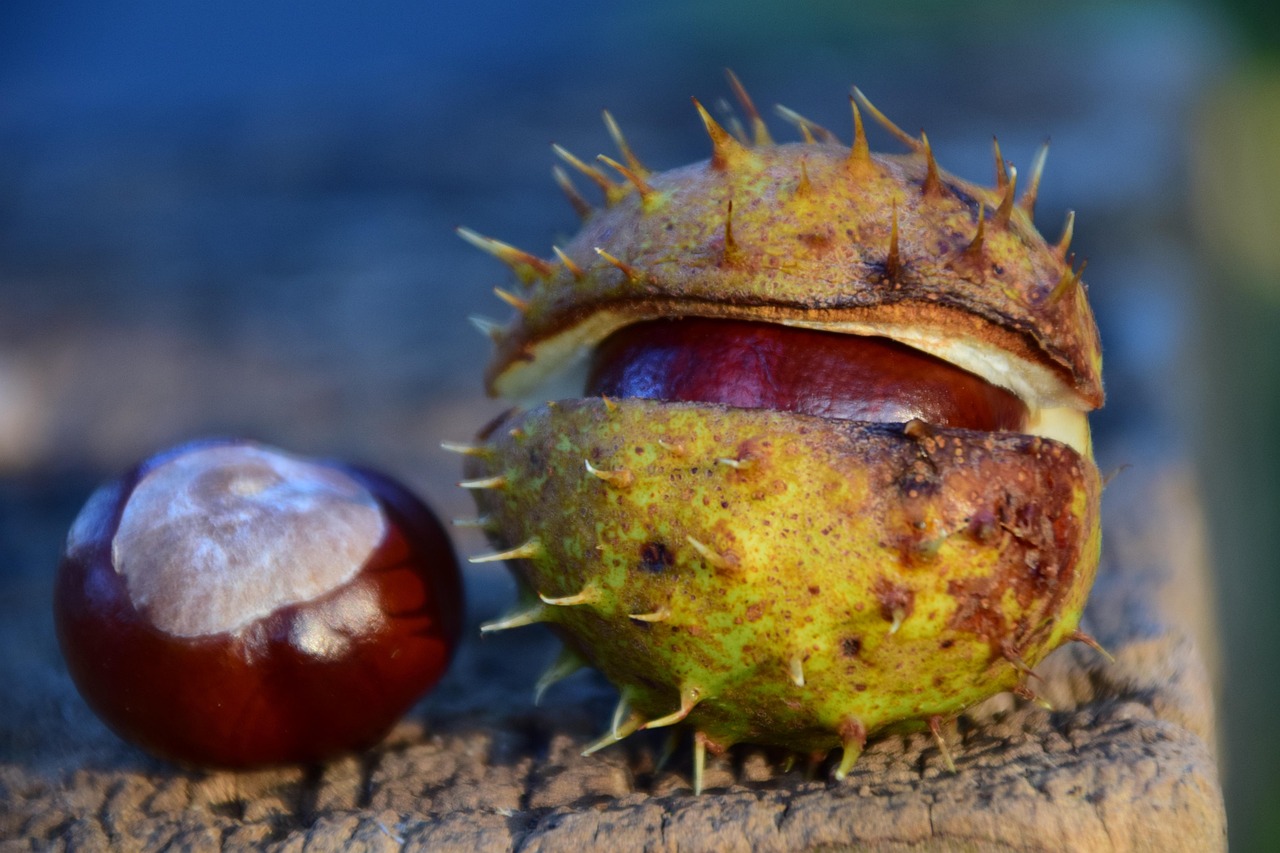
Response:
[465,398,1101,756]
[457,81,1107,786]
[482,131,1100,413]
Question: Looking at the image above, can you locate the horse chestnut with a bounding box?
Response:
[457,77,1105,792]
[588,317,1029,431]
[54,439,463,768]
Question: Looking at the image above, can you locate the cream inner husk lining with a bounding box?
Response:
[497,311,1094,458]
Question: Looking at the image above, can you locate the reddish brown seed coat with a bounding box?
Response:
[54,441,463,768]
[588,318,1029,431]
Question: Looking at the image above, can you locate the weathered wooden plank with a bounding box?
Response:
[0,462,1225,852]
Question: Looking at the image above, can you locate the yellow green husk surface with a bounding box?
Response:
[460,83,1104,782]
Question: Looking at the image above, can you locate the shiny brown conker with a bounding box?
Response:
[588,318,1029,431]
[53,438,464,768]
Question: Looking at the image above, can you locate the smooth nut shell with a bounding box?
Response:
[54,445,464,768]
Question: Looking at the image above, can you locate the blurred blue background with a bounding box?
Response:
[1,0,1275,847]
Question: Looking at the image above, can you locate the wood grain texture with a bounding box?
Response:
[0,462,1225,852]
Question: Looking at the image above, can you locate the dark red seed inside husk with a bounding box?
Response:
[587,318,1028,431]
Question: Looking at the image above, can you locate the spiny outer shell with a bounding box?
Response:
[487,142,1102,412]
[467,398,1101,752]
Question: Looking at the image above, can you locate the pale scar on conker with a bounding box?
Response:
[449,72,1106,794]
[55,439,464,768]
